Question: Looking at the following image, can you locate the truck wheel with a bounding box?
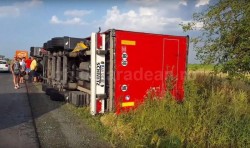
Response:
[47,40,53,51]
[49,89,58,101]
[51,37,64,48]
[45,88,53,96]
[50,90,65,101]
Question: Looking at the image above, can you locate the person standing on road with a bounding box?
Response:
[19,57,26,84]
[10,57,16,87]
[25,57,32,74]
[11,57,21,89]
[36,59,43,82]
[30,56,37,83]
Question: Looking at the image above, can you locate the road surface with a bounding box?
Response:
[0,72,39,147]
[0,72,110,148]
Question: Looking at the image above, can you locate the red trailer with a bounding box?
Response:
[41,29,189,115]
[90,30,188,114]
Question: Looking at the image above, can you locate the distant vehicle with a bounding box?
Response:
[0,59,10,72]
[15,50,29,59]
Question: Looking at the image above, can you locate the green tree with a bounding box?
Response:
[182,0,250,77]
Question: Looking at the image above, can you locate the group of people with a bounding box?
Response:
[11,56,42,89]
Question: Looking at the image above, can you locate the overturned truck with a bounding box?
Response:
[39,29,189,115]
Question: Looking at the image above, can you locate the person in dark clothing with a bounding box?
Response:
[36,59,43,82]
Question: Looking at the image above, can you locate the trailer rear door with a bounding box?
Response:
[163,38,187,101]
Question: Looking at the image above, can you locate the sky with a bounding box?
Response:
[0,0,211,63]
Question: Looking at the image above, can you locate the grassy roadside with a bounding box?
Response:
[188,64,215,71]
[66,74,250,147]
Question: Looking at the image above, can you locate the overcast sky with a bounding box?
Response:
[0,0,211,63]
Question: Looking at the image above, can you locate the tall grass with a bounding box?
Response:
[100,74,250,147]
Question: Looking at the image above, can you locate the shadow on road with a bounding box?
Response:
[0,91,64,130]
[0,72,64,145]
[28,91,65,122]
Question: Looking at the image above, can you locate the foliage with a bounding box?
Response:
[182,0,250,78]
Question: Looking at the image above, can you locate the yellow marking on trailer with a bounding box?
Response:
[122,102,135,107]
[121,40,136,46]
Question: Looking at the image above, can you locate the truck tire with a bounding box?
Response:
[50,89,65,101]
[51,37,64,48]
[45,87,54,96]
[42,84,47,92]
[46,40,53,51]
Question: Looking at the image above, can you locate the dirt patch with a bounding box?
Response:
[27,82,111,148]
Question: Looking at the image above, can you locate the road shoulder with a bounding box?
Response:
[27,82,110,148]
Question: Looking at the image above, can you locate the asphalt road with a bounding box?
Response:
[0,72,110,148]
[0,72,39,148]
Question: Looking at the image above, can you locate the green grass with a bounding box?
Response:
[188,64,215,71]
[67,74,250,147]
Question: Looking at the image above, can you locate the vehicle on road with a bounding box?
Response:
[15,50,29,59]
[0,59,10,72]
